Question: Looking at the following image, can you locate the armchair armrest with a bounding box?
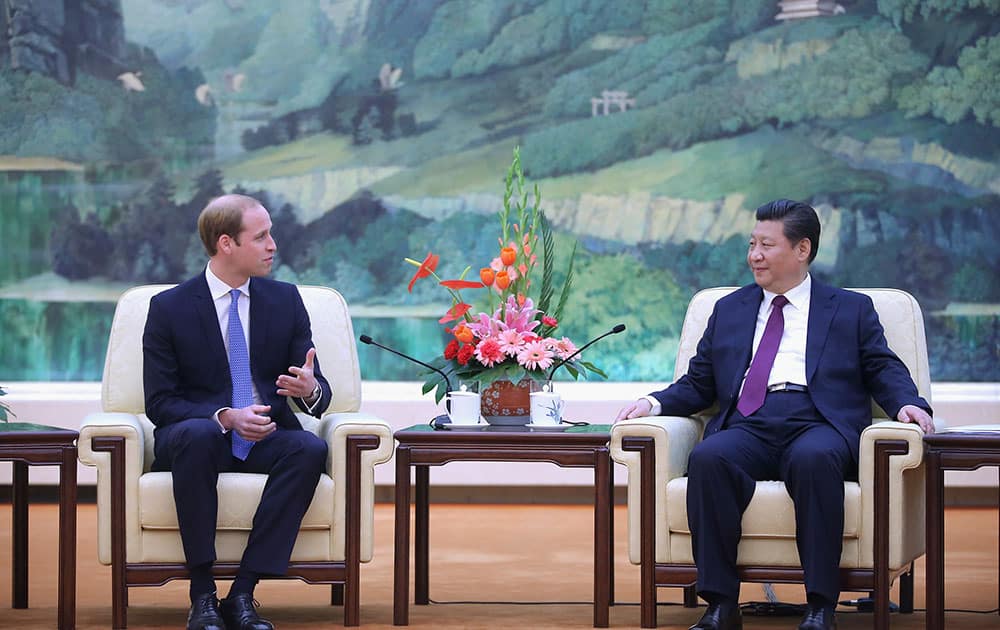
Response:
[611,416,704,564]
[318,412,393,562]
[858,420,926,570]
[77,413,148,565]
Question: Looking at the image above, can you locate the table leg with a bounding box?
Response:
[593,449,610,627]
[415,465,430,605]
[925,451,944,630]
[608,455,615,607]
[12,460,28,609]
[58,446,78,630]
[393,447,412,626]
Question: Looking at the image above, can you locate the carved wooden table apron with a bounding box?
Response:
[924,430,1000,630]
[0,422,79,630]
[393,424,614,627]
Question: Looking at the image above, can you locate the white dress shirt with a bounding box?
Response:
[645,274,811,416]
[205,265,323,429]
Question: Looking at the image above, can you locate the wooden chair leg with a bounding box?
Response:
[331,583,344,606]
[683,584,698,607]
[899,563,914,614]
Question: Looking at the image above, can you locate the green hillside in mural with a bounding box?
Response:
[1,0,998,382]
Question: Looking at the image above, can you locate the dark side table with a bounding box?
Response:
[393,423,614,627]
[0,422,79,629]
[924,429,1000,630]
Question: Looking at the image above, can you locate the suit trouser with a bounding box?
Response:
[686,391,855,604]
[152,418,328,575]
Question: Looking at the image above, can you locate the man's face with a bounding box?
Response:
[746,220,810,294]
[230,204,276,278]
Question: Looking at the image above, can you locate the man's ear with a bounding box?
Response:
[796,238,811,261]
[217,234,232,254]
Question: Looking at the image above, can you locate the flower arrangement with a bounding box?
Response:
[405,147,606,402]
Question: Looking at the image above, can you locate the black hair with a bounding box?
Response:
[754,199,820,263]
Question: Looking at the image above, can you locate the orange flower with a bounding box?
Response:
[500,246,516,266]
[453,323,474,344]
[495,270,511,290]
[406,252,439,292]
[480,267,495,286]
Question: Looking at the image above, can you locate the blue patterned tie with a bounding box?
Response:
[227,289,255,460]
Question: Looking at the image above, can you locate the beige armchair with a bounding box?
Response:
[610,288,930,629]
[78,285,393,628]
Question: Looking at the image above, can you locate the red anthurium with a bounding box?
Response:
[407,252,439,292]
[439,302,472,323]
[440,279,485,290]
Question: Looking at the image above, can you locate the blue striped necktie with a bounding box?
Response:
[227,288,255,460]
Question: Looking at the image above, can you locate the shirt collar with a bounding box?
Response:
[205,263,250,301]
[762,273,811,311]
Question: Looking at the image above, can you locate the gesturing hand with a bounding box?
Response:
[276,347,319,400]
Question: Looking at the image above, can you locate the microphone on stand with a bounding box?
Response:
[358,335,454,425]
[546,323,626,381]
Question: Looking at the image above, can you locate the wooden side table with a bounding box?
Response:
[393,424,614,627]
[0,422,79,630]
[924,429,1000,630]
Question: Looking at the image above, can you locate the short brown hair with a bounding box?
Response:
[197,194,261,256]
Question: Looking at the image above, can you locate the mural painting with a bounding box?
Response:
[1,0,998,384]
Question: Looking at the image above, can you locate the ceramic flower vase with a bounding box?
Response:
[480,378,541,425]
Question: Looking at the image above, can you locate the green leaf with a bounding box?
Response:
[552,240,577,322]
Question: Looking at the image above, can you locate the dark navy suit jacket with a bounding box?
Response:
[651,279,931,463]
[142,274,332,432]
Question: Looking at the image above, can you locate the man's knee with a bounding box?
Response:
[687,439,730,475]
[286,431,328,472]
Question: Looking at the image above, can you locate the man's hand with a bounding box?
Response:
[221,404,275,442]
[277,347,319,400]
[615,398,653,422]
[897,404,935,434]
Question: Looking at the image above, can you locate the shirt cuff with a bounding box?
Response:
[643,396,662,416]
[300,385,328,414]
[212,408,230,433]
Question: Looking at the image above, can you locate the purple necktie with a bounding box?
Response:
[737,295,789,417]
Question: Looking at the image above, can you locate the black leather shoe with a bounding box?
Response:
[220,593,274,630]
[186,592,225,630]
[689,602,743,630]
[799,604,837,630]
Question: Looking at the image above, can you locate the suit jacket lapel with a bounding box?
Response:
[248,278,270,373]
[806,279,838,383]
[727,286,763,396]
[192,274,228,371]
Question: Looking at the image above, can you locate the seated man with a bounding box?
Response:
[615,199,933,630]
[143,194,332,630]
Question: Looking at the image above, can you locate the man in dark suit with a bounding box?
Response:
[143,194,332,630]
[615,199,934,630]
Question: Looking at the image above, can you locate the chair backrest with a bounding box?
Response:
[673,287,931,418]
[102,284,363,416]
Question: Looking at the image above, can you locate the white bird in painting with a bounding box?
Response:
[195,83,215,106]
[117,71,145,92]
[378,63,403,91]
[224,71,246,92]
